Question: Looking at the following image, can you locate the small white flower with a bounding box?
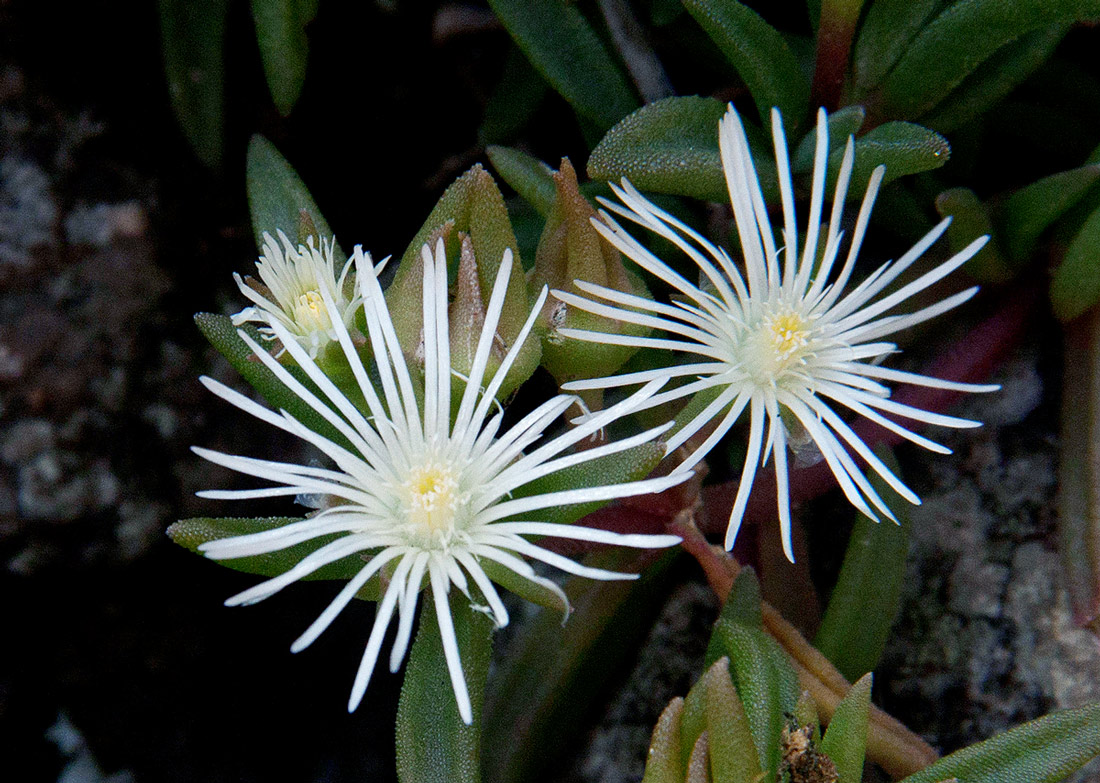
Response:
[232,230,362,358]
[195,240,684,723]
[554,105,998,561]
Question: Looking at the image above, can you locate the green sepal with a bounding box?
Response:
[486,146,557,218]
[877,0,1100,121]
[813,446,910,682]
[1051,203,1100,321]
[396,593,494,783]
[934,188,1011,283]
[167,516,381,600]
[642,698,686,783]
[194,312,351,451]
[389,164,539,401]
[705,569,800,778]
[504,440,666,526]
[898,702,1100,783]
[704,657,762,783]
[681,0,808,128]
[485,0,638,132]
[830,121,950,196]
[820,673,872,783]
[532,158,653,384]
[158,0,227,169]
[998,164,1100,266]
[791,105,865,174]
[249,0,317,116]
[850,0,938,94]
[246,134,341,256]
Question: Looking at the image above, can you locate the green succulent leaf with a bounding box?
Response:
[680,672,709,767]
[704,658,762,783]
[920,23,1070,134]
[486,146,557,218]
[194,313,352,450]
[793,689,822,743]
[706,569,800,778]
[158,0,227,168]
[999,164,1100,266]
[485,0,638,132]
[830,121,950,195]
[682,0,809,128]
[877,0,1100,121]
[642,698,686,783]
[898,702,1100,783]
[477,558,569,618]
[479,44,549,145]
[396,595,494,783]
[246,135,341,255]
[851,0,939,94]
[588,96,729,202]
[505,441,665,526]
[250,0,317,116]
[935,188,1011,283]
[1051,203,1100,321]
[813,447,910,681]
[168,516,377,588]
[482,549,677,783]
[820,673,872,783]
[791,105,865,174]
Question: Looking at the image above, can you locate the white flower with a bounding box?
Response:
[195,239,684,724]
[232,230,362,358]
[554,105,998,561]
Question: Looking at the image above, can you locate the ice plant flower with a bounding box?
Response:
[554,105,998,561]
[193,239,684,723]
[232,230,362,358]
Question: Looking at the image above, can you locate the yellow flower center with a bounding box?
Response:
[404,463,460,535]
[292,290,333,333]
[742,309,814,384]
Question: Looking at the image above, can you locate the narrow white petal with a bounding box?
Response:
[429,564,473,725]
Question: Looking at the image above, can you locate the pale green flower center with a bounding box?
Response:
[291,290,334,334]
[403,462,463,539]
[742,308,813,384]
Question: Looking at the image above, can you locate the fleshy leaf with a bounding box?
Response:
[194,313,351,450]
[479,44,549,145]
[850,0,938,94]
[935,188,1011,283]
[920,23,1069,134]
[485,0,638,131]
[1051,203,1100,321]
[246,135,340,256]
[704,657,762,783]
[477,559,569,618]
[168,517,376,588]
[504,441,665,526]
[791,105,865,174]
[876,0,1100,121]
[158,0,227,168]
[486,146,557,218]
[820,673,872,783]
[250,0,318,116]
[588,96,729,202]
[482,549,677,783]
[685,732,711,783]
[999,164,1100,266]
[680,673,709,768]
[898,703,1100,783]
[829,121,949,195]
[722,567,764,629]
[706,569,800,778]
[813,447,910,681]
[396,594,493,783]
[642,697,686,783]
[681,0,808,128]
[793,689,822,743]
